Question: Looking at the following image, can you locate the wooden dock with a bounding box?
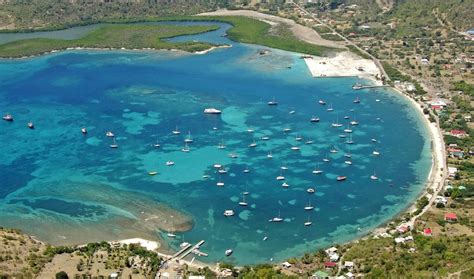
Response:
[177,240,205,260]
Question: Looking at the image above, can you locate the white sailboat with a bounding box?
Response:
[239,193,248,206]
[109,137,118,148]
[304,215,312,226]
[304,200,314,211]
[326,103,334,112]
[181,143,190,152]
[184,131,193,143]
[312,164,323,174]
[172,126,180,135]
[271,210,283,222]
[217,140,226,149]
[370,172,378,180]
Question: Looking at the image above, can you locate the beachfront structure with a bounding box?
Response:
[423,228,433,236]
[444,213,458,222]
[448,167,458,177]
[449,129,468,138]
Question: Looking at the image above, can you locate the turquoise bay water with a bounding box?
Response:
[0,23,431,264]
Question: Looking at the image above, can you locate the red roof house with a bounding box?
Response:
[450,130,467,137]
[324,262,337,268]
[423,228,432,236]
[444,213,458,222]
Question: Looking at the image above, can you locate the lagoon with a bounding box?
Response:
[0,22,431,264]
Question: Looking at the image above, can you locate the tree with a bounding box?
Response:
[55,271,69,279]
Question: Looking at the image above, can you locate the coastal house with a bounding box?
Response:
[324,261,337,268]
[448,167,458,177]
[423,228,433,236]
[450,129,468,138]
[312,270,329,279]
[282,262,292,268]
[420,57,430,65]
[346,271,355,278]
[397,224,410,234]
[448,148,464,159]
[330,253,340,262]
[435,196,448,206]
[325,247,338,255]
[444,213,458,222]
[395,237,406,244]
[344,261,355,270]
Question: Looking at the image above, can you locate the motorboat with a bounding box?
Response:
[282,182,289,188]
[225,249,233,256]
[148,171,158,176]
[276,175,285,181]
[204,108,222,114]
[109,138,118,148]
[267,97,278,106]
[307,188,315,193]
[224,210,235,217]
[310,116,320,122]
[27,122,34,129]
[336,176,347,181]
[2,114,13,121]
[166,161,175,166]
[81,128,87,134]
[106,131,115,137]
[318,100,326,105]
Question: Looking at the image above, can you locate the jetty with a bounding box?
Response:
[174,240,206,260]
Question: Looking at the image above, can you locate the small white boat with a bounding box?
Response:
[81,128,87,134]
[202,175,210,179]
[153,141,160,148]
[106,131,115,137]
[260,136,270,140]
[371,138,377,143]
[263,236,268,241]
[27,122,34,129]
[305,140,314,144]
[217,140,226,149]
[344,126,353,133]
[243,191,250,195]
[271,210,283,222]
[283,128,292,132]
[243,167,250,173]
[204,108,222,114]
[307,188,315,193]
[166,161,175,166]
[282,182,289,188]
[172,126,181,135]
[291,146,300,151]
[213,164,222,168]
[345,160,352,165]
[318,100,326,105]
[280,166,289,170]
[248,141,257,147]
[304,218,312,226]
[326,103,334,112]
[344,115,350,119]
[352,83,363,90]
[289,110,295,114]
[373,150,380,156]
[331,117,343,127]
[247,129,254,133]
[182,143,190,152]
[213,127,218,130]
[224,210,235,217]
[346,135,354,144]
[350,120,359,126]
[216,181,225,187]
[167,233,177,238]
[109,137,118,148]
[295,135,303,141]
[225,249,233,256]
[339,134,347,138]
[2,114,13,121]
[184,131,193,143]
[148,171,158,176]
[370,172,378,180]
[267,97,278,106]
[229,153,238,158]
[218,168,227,174]
[276,175,285,181]
[312,166,323,174]
[267,152,273,159]
[238,194,248,206]
[322,157,330,162]
[310,116,320,122]
[353,97,361,103]
[304,200,314,211]
[329,147,338,153]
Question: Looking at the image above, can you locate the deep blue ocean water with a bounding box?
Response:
[0,22,431,264]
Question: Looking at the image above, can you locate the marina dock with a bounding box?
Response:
[178,240,205,260]
[353,85,390,90]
